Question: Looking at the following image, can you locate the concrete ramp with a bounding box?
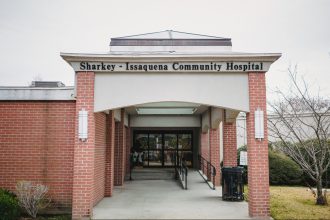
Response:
[94,170,250,219]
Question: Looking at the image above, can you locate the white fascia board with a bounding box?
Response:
[0,87,75,101]
[60,52,282,63]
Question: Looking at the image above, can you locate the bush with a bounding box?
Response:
[16,181,50,219]
[269,150,303,185]
[237,145,304,186]
[0,188,21,220]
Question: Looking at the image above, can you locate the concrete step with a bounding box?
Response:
[126,168,175,181]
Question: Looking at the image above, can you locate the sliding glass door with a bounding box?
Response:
[148,133,162,167]
[133,130,193,167]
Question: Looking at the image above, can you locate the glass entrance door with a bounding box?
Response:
[148,133,162,167]
[164,134,177,166]
[178,134,193,167]
[133,131,193,168]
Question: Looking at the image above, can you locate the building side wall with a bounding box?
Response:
[93,113,106,205]
[0,101,75,208]
[114,122,120,185]
[113,109,126,186]
[105,111,115,197]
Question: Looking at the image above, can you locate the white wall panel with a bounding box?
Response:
[94,73,249,112]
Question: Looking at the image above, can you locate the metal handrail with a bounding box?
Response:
[198,154,216,190]
[175,155,188,190]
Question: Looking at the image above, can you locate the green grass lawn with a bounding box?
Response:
[245,186,330,220]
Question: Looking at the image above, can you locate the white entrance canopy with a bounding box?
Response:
[61,30,281,113]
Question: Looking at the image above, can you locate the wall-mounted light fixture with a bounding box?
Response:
[79,109,88,141]
[254,108,264,140]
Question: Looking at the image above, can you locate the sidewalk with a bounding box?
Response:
[93,170,250,219]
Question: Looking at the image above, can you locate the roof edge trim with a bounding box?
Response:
[60,52,282,63]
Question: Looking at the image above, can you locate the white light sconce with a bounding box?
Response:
[79,109,88,141]
[254,108,264,140]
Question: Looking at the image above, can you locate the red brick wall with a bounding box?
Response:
[200,131,209,176]
[247,72,270,217]
[72,72,95,219]
[93,113,106,205]
[114,122,120,185]
[125,126,130,175]
[120,110,126,183]
[200,112,221,186]
[223,122,238,167]
[105,111,115,197]
[114,109,126,186]
[200,131,209,160]
[0,101,75,208]
[209,128,221,186]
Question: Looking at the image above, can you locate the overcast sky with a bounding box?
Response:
[0,0,329,100]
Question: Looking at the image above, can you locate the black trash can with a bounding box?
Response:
[221,167,244,201]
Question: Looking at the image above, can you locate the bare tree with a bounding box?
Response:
[16,181,50,218]
[268,66,330,205]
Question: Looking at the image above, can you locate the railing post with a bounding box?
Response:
[185,167,188,190]
[129,154,133,181]
[208,162,211,181]
[197,155,217,190]
[212,167,216,190]
[175,157,189,190]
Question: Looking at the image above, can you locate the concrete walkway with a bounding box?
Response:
[93,170,250,219]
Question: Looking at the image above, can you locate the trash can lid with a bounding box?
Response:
[222,166,244,173]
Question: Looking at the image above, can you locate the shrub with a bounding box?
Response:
[237,145,304,186]
[269,150,303,185]
[16,181,50,218]
[0,188,21,220]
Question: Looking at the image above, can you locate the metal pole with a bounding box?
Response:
[185,168,188,190]
[212,167,215,190]
[129,154,133,181]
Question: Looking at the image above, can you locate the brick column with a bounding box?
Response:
[114,109,126,186]
[105,111,115,197]
[200,131,209,177]
[209,128,221,186]
[72,72,95,219]
[200,132,209,160]
[125,126,130,175]
[223,122,238,167]
[246,72,270,218]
